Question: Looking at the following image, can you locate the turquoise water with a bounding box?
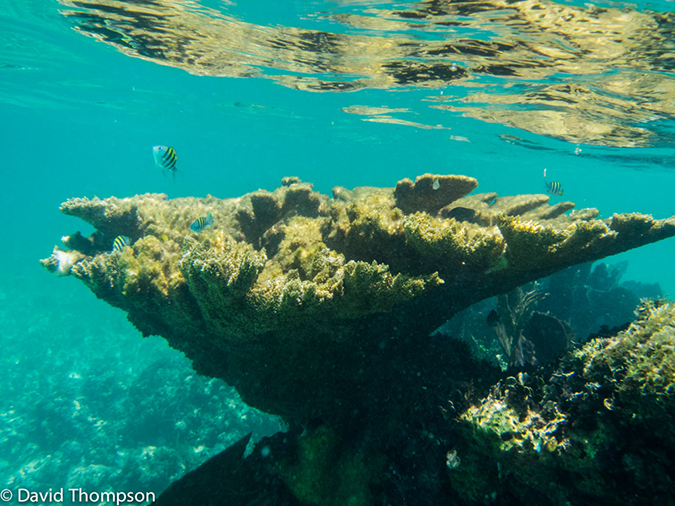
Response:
[2,0,675,502]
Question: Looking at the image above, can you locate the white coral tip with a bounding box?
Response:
[53,249,78,276]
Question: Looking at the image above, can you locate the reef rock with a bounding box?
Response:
[457,299,675,505]
[41,174,675,425]
[41,174,675,505]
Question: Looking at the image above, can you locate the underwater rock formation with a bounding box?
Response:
[486,286,574,368]
[443,259,662,372]
[43,174,675,420]
[42,174,675,505]
[41,174,675,421]
[151,300,675,505]
[456,299,675,505]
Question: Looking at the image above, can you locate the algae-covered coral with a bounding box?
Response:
[42,174,675,424]
[455,300,675,505]
[152,299,675,506]
[42,174,675,505]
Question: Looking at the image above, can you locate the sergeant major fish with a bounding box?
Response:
[545,180,564,196]
[112,235,131,252]
[190,212,214,233]
[153,145,177,181]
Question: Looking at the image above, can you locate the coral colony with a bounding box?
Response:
[43,174,675,505]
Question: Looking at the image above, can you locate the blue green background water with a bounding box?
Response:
[2,0,675,501]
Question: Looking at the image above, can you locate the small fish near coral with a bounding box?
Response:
[545,180,564,196]
[111,235,131,252]
[190,212,214,233]
[153,145,177,181]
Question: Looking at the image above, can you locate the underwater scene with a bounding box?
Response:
[3,0,675,504]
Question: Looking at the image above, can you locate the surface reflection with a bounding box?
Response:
[59,0,675,146]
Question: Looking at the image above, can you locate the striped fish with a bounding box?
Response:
[153,145,177,181]
[112,235,131,252]
[190,212,214,233]
[545,180,564,196]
